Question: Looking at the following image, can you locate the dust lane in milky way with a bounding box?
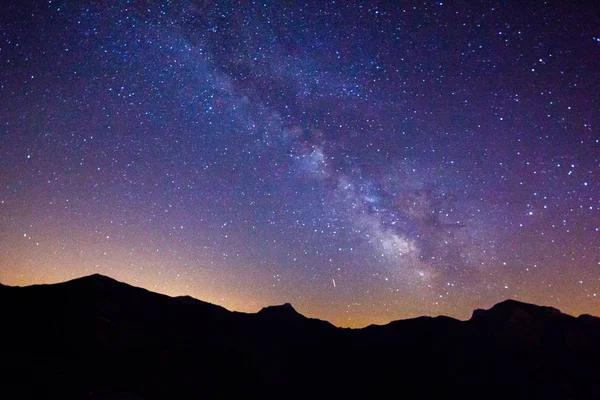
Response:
[0,1,598,327]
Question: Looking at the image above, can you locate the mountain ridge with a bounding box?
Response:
[3,273,595,326]
[2,273,599,399]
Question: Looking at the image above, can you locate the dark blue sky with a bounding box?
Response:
[1,0,598,326]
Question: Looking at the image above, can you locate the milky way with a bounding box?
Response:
[1,1,598,326]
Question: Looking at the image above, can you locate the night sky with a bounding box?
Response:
[1,0,598,327]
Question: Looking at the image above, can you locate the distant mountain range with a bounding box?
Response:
[2,274,599,399]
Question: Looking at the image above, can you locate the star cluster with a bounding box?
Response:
[1,0,598,326]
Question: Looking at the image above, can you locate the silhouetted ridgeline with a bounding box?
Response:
[1,274,599,399]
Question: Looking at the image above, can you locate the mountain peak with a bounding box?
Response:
[260,302,297,312]
[278,302,296,311]
[471,299,563,322]
[67,273,122,286]
[258,303,303,319]
[77,273,114,280]
[58,274,142,295]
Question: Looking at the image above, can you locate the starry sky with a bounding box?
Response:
[1,0,598,327]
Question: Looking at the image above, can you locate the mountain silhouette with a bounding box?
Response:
[1,274,599,399]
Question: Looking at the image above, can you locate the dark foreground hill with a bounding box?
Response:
[1,274,599,399]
